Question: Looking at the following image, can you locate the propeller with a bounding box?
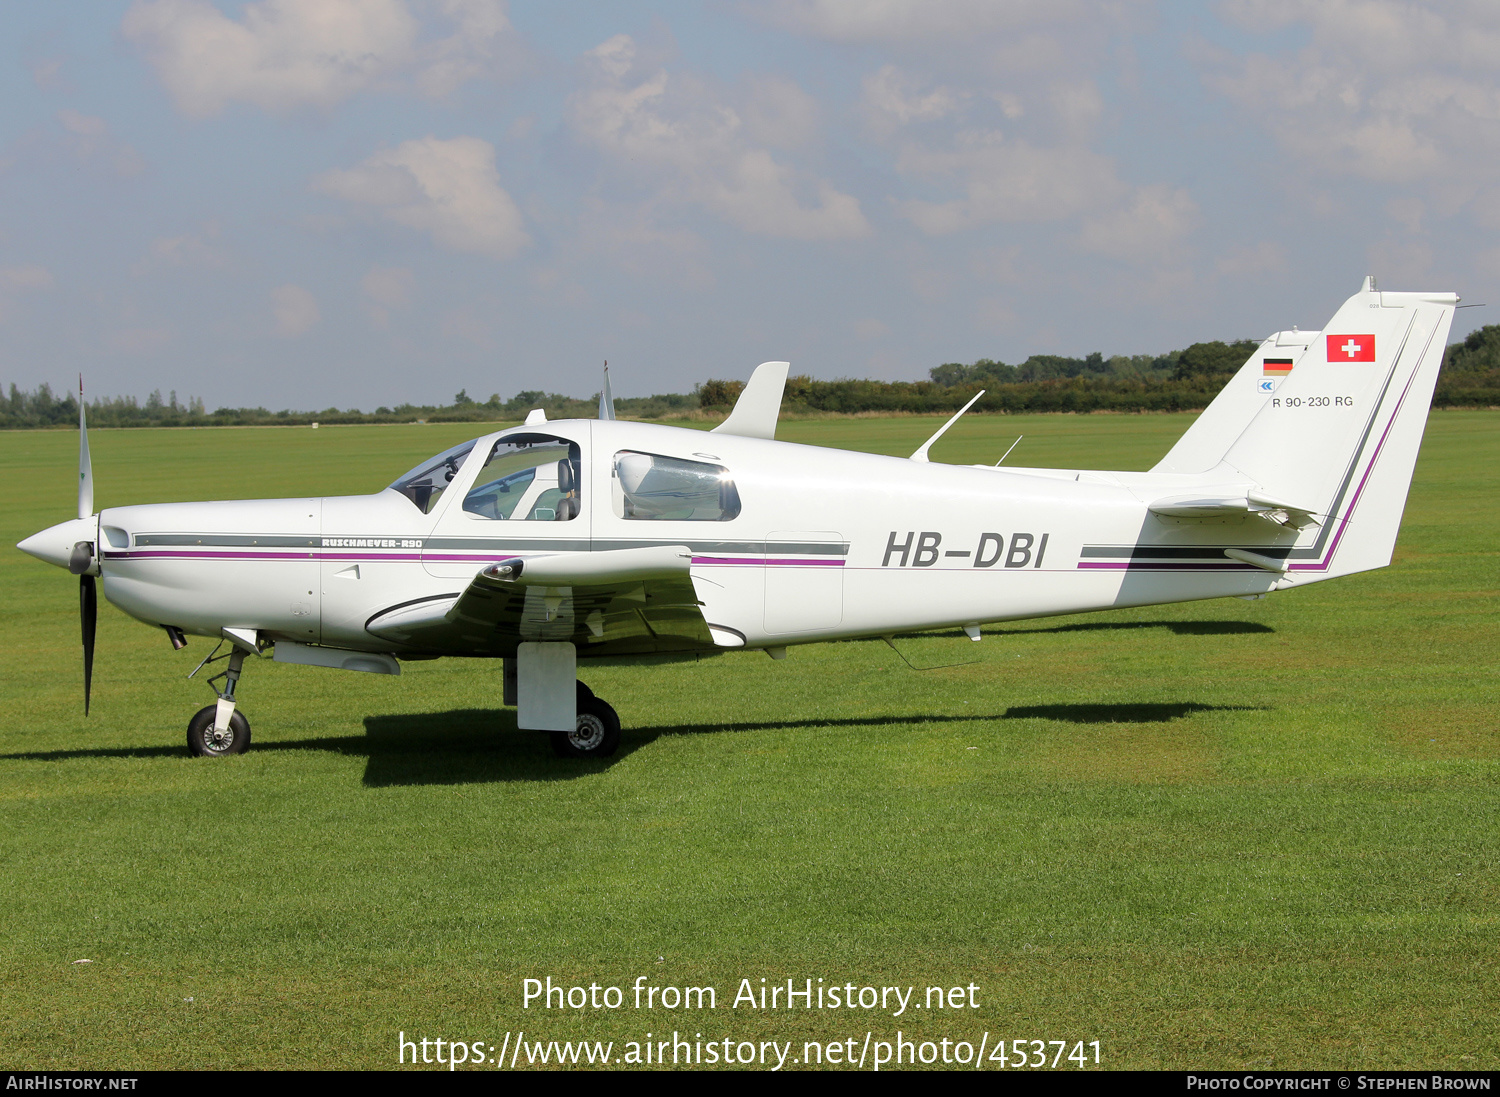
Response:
[73,376,96,715]
[77,556,96,715]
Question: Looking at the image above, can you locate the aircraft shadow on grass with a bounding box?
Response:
[924,620,1275,639]
[0,702,1262,786]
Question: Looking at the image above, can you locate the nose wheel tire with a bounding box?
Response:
[187,705,251,757]
[551,696,620,759]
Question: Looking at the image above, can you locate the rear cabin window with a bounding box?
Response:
[463,435,582,521]
[612,451,740,521]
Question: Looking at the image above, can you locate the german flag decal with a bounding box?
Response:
[1263,358,1294,376]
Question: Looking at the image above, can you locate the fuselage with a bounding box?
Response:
[81,418,1296,658]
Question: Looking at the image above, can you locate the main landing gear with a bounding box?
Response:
[551,680,621,760]
[178,637,620,760]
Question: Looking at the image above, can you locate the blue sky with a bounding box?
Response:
[1,1,1495,410]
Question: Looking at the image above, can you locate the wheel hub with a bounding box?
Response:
[570,714,605,751]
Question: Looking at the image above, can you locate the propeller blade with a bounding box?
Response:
[80,573,96,716]
[78,375,93,520]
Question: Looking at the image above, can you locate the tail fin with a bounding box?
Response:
[1215,277,1457,578]
[1153,330,1319,474]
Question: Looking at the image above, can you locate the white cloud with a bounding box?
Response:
[1367,237,1434,283]
[862,65,963,134]
[568,36,870,242]
[1213,240,1289,278]
[1049,81,1104,139]
[122,0,515,117]
[361,266,415,326]
[898,131,1126,231]
[271,284,320,337]
[1207,1,1500,192]
[315,136,529,259]
[53,109,145,177]
[0,266,54,323]
[0,266,55,291]
[413,0,518,98]
[107,327,175,354]
[742,74,821,149]
[32,58,64,92]
[1077,185,1200,261]
[139,224,226,272]
[761,0,1094,42]
[362,266,415,307]
[57,110,107,138]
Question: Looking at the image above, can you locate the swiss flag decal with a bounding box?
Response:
[1327,334,1375,362]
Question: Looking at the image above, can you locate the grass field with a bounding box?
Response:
[1,410,1496,1071]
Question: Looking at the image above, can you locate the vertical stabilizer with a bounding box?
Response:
[1215,279,1457,578]
[711,361,789,440]
[598,364,616,420]
[1153,330,1319,474]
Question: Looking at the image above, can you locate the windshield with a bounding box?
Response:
[388,440,477,513]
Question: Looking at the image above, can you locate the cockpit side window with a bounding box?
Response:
[388,441,477,514]
[613,451,740,521]
[463,434,582,521]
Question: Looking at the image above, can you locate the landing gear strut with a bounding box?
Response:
[187,645,252,757]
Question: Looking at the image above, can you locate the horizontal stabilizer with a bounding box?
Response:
[1149,490,1320,529]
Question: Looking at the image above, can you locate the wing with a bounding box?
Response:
[365,545,715,657]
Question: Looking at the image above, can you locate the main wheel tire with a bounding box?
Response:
[576,680,595,703]
[550,696,620,759]
[187,704,251,757]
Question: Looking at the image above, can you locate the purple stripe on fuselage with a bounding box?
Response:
[1078,561,1259,571]
[107,550,424,562]
[692,556,844,566]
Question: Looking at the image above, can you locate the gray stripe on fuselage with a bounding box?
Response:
[135,534,319,547]
[126,534,850,555]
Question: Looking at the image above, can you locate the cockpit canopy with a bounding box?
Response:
[389,429,742,523]
[463,434,580,521]
[388,432,582,521]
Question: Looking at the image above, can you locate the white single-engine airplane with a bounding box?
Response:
[18,279,1457,759]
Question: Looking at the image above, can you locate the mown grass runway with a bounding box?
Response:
[1,412,1496,1070]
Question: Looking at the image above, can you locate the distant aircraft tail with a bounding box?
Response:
[1211,277,1458,579]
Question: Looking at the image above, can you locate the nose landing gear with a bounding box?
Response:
[186,642,253,757]
[187,703,251,756]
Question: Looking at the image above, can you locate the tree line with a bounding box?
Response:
[6,326,1500,429]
